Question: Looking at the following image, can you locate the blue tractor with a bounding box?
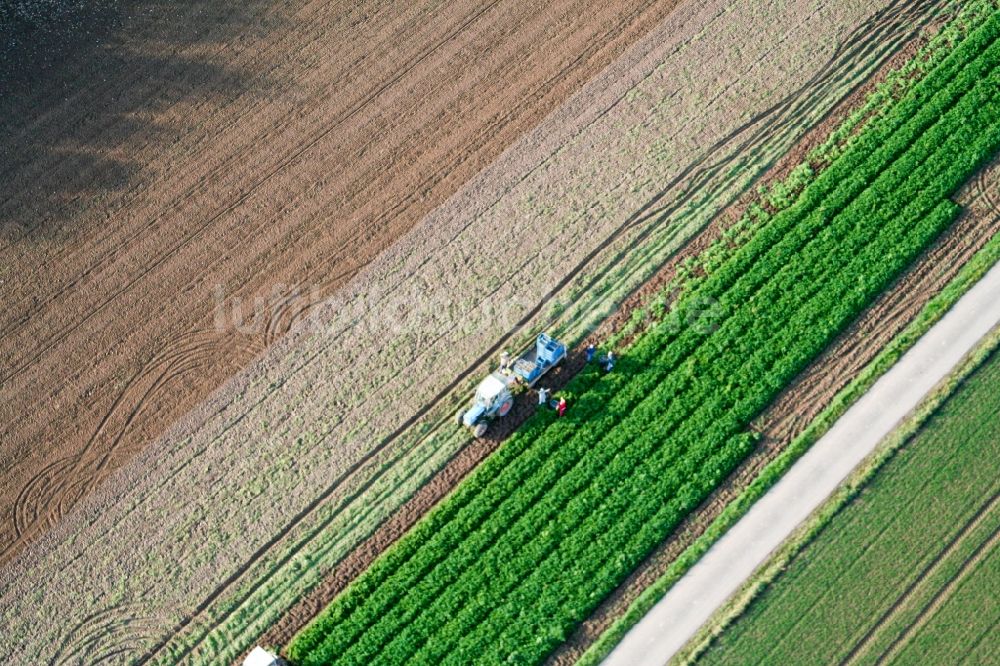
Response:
[457,332,566,438]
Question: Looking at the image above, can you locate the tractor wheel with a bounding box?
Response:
[498,397,513,417]
[474,422,488,439]
[455,409,465,425]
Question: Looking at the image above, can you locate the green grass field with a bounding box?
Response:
[695,348,1000,666]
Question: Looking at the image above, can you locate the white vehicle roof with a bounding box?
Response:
[476,372,509,403]
[243,646,281,666]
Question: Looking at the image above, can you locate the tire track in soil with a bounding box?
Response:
[0,0,345,264]
[49,603,213,666]
[3,0,665,256]
[139,0,946,658]
[8,331,263,547]
[840,490,1000,666]
[0,0,685,562]
[975,154,1000,212]
[0,0,451,472]
[0,0,454,284]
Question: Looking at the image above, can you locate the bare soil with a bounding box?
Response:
[0,1,943,663]
[0,0,686,562]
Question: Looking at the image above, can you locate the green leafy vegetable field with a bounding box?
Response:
[287,9,1000,666]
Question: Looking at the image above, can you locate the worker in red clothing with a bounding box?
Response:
[557,397,567,418]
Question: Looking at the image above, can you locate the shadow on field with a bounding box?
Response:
[0,0,288,240]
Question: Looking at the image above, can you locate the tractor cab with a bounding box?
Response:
[461,372,515,436]
[242,647,284,666]
[473,373,509,411]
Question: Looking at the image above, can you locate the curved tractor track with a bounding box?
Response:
[0,0,687,562]
[12,330,264,542]
[0,0,949,664]
[50,603,216,666]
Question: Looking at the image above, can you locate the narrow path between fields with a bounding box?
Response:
[603,259,1000,666]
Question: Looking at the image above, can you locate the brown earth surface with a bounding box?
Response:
[0,0,686,562]
[0,1,945,663]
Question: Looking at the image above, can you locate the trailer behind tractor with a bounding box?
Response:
[457,332,566,437]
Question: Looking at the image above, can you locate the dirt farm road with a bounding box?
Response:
[602,261,1000,666]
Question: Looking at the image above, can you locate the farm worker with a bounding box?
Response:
[585,343,596,362]
[538,386,550,406]
[499,350,512,373]
[557,397,567,418]
[603,351,616,373]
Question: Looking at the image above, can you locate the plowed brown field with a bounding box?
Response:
[0,0,683,561]
[0,0,953,664]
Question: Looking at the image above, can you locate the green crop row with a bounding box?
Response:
[287,10,1000,666]
[613,0,995,352]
